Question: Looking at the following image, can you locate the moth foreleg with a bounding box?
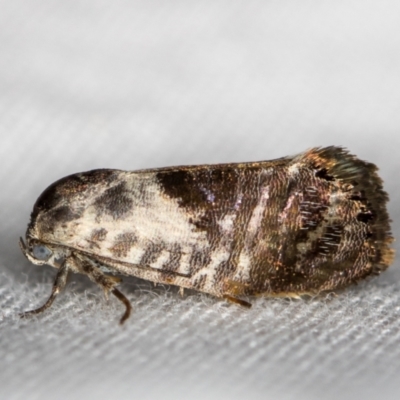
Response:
[20,261,70,319]
[77,256,132,324]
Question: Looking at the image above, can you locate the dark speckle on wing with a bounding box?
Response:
[86,228,108,249]
[140,242,164,265]
[47,205,81,222]
[163,244,182,272]
[109,232,138,258]
[93,182,133,220]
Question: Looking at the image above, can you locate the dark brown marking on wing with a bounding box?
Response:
[47,206,81,223]
[315,167,335,181]
[93,182,133,220]
[157,167,241,218]
[140,242,165,266]
[134,178,160,206]
[91,228,108,242]
[137,242,183,272]
[157,169,210,209]
[192,274,207,291]
[357,209,375,224]
[109,232,138,258]
[34,205,83,236]
[189,248,212,274]
[163,244,182,272]
[157,167,244,277]
[139,242,165,266]
[86,228,108,249]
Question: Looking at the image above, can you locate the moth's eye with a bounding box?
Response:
[32,245,52,261]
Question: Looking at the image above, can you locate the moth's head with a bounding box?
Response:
[19,173,77,268]
[19,236,69,268]
[20,169,118,268]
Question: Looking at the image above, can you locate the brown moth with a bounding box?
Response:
[19,147,394,323]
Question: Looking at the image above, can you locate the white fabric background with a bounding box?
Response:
[1,1,400,399]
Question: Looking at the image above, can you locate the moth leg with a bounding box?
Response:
[223,295,252,308]
[78,257,132,324]
[20,261,70,319]
[111,288,132,324]
[220,278,252,307]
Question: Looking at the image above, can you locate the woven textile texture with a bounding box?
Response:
[1,1,400,399]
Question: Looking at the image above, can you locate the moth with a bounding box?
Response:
[20,147,394,323]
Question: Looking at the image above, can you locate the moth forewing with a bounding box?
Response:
[20,147,394,323]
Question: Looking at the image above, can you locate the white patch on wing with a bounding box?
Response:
[150,249,171,270]
[233,193,243,210]
[125,246,146,264]
[288,163,299,176]
[278,192,299,229]
[178,251,192,274]
[218,213,236,234]
[234,250,252,281]
[49,172,210,271]
[246,185,269,240]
